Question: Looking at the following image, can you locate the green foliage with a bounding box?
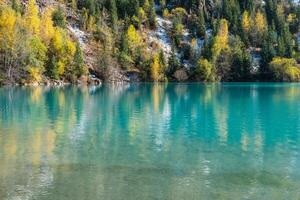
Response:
[52,7,66,28]
[171,19,184,47]
[171,7,188,22]
[222,0,240,33]
[0,0,299,84]
[110,0,118,32]
[27,36,47,82]
[166,42,180,76]
[148,0,156,28]
[197,10,206,38]
[229,37,251,81]
[72,42,86,79]
[47,28,76,80]
[12,0,22,13]
[261,28,277,75]
[131,15,141,29]
[195,58,215,82]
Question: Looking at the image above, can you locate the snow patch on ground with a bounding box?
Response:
[147,16,213,70]
[195,38,204,52]
[67,25,87,47]
[250,52,262,73]
[148,16,173,58]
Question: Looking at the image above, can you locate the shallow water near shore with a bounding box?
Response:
[0,83,300,200]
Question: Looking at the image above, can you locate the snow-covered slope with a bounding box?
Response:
[148,16,173,58]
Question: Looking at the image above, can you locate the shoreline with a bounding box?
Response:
[1,81,299,87]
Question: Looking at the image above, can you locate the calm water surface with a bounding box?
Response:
[0,83,300,200]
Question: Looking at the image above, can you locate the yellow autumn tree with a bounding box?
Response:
[269,57,300,82]
[25,0,40,35]
[125,24,143,59]
[48,28,76,79]
[49,28,65,78]
[254,10,267,34]
[212,19,229,60]
[138,7,146,22]
[52,28,64,55]
[242,11,251,33]
[27,36,47,82]
[196,58,215,82]
[151,53,161,81]
[40,7,55,44]
[0,6,17,49]
[287,13,296,23]
[126,25,142,48]
[64,39,76,65]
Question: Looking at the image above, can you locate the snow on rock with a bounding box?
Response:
[195,38,204,52]
[67,25,87,47]
[250,52,262,74]
[147,16,213,70]
[206,29,213,38]
[148,16,173,58]
[182,60,193,70]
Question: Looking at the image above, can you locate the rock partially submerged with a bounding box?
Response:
[87,74,102,85]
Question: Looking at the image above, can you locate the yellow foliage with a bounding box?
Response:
[254,10,266,34]
[138,7,146,21]
[64,39,76,64]
[40,7,55,44]
[57,60,65,76]
[151,53,160,81]
[286,67,300,81]
[126,24,142,49]
[143,0,150,13]
[25,0,40,34]
[28,66,43,82]
[269,57,300,82]
[171,7,187,18]
[66,40,76,55]
[52,28,64,53]
[0,6,17,49]
[212,19,229,59]
[242,11,251,32]
[163,9,170,18]
[287,14,296,23]
[50,27,76,78]
[276,4,284,17]
[196,58,215,82]
[174,23,184,35]
[87,15,96,31]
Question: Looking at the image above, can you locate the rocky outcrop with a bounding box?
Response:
[105,67,130,82]
[173,68,189,81]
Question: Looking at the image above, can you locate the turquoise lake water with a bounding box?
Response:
[0,83,300,200]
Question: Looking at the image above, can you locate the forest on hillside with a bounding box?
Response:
[0,0,299,84]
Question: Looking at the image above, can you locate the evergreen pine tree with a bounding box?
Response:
[110,0,118,32]
[149,0,156,29]
[197,9,206,38]
[73,42,85,78]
